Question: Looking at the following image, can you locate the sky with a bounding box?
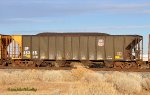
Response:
[0,0,150,54]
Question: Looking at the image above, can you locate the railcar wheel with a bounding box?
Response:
[2,61,7,66]
[2,59,12,66]
[104,61,113,68]
[16,61,25,67]
[136,61,147,69]
[40,62,47,67]
[49,63,53,67]
[40,62,53,67]
[131,62,138,69]
[114,62,124,69]
[34,60,42,67]
[124,62,132,69]
[25,61,35,67]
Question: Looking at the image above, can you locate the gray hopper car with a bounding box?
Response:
[23,33,143,61]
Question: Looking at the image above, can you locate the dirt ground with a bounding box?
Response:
[0,66,150,95]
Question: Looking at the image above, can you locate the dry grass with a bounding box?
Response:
[0,65,150,95]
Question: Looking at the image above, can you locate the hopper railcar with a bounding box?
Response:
[0,33,144,69]
[148,35,150,64]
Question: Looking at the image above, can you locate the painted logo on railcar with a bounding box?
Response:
[115,52,123,59]
[23,47,30,58]
[98,39,104,46]
[32,51,38,59]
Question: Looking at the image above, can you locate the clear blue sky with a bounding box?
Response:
[0,0,150,53]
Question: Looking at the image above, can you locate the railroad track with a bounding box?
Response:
[0,65,150,72]
[90,68,150,72]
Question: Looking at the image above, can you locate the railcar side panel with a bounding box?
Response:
[22,36,31,59]
[80,36,88,60]
[21,34,143,62]
[149,35,150,62]
[105,36,114,60]
[49,36,56,60]
[72,37,79,60]
[32,36,39,59]
[56,36,64,60]
[114,36,124,60]
[40,37,49,59]
[65,36,72,60]
[97,36,105,60]
[0,35,1,59]
[88,36,96,60]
